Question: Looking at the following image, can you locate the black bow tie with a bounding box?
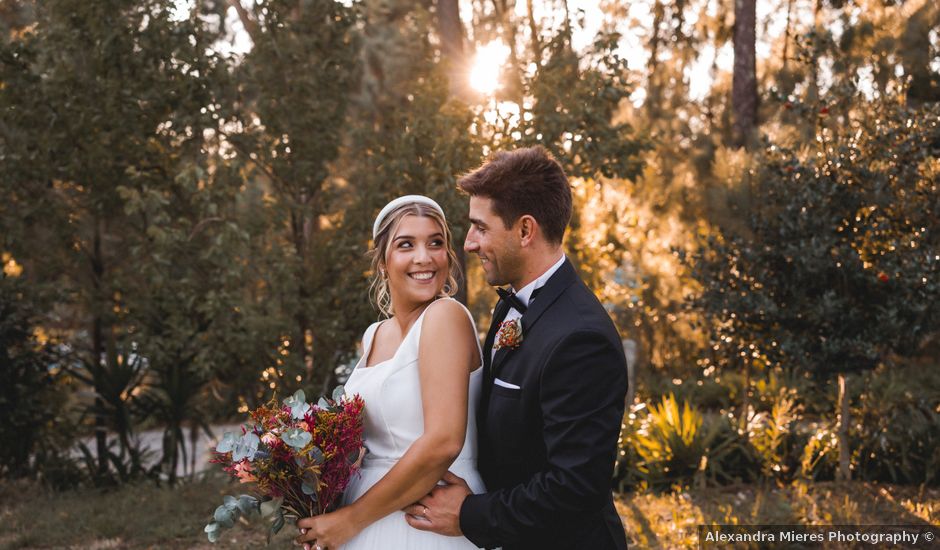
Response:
[496,287,527,313]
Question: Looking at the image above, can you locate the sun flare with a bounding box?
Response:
[469,40,511,94]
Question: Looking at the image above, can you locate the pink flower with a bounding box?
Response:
[234,461,257,483]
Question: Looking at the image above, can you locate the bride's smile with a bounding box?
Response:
[408,270,436,282]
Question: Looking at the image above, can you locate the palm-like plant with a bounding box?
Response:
[632,394,756,489]
[137,352,214,484]
[69,341,153,484]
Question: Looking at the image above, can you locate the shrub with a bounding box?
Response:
[852,363,940,486]
[743,387,807,484]
[624,394,759,490]
[0,273,74,482]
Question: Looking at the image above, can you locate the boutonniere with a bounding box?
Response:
[494,318,523,351]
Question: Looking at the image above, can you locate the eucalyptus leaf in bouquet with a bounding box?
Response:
[332,385,346,402]
[284,389,312,420]
[204,386,365,543]
[282,427,313,449]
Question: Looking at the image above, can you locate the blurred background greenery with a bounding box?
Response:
[1,0,938,547]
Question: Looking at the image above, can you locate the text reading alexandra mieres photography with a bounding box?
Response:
[698,524,936,548]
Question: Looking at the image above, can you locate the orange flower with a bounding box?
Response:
[494,318,523,351]
[234,461,257,483]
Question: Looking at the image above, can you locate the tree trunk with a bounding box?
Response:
[228,0,259,42]
[836,373,851,481]
[646,0,665,119]
[782,0,793,70]
[436,0,468,99]
[526,0,542,67]
[436,0,464,58]
[493,0,524,102]
[900,3,940,106]
[732,0,758,148]
[807,0,822,105]
[91,217,109,479]
[290,207,316,384]
[738,353,752,439]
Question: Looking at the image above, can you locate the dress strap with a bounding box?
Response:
[357,320,384,369]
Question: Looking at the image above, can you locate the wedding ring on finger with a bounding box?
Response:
[423,505,430,517]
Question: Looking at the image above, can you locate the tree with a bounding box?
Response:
[898,2,940,105]
[223,0,361,389]
[436,0,468,99]
[0,269,65,480]
[687,91,940,481]
[0,0,227,482]
[118,159,249,483]
[227,0,358,390]
[732,0,757,147]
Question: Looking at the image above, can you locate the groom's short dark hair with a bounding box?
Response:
[457,146,571,244]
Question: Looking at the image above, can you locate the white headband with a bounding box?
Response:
[372,195,446,239]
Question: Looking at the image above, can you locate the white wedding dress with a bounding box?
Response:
[340,298,485,550]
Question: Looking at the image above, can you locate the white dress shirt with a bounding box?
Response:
[491,254,566,360]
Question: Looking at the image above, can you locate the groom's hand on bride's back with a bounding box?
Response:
[403,471,470,537]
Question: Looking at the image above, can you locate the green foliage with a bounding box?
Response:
[2,0,938,496]
[635,363,940,487]
[479,27,647,182]
[852,363,940,486]
[799,419,840,482]
[686,91,940,378]
[743,383,806,484]
[119,164,249,483]
[624,394,758,491]
[68,341,154,484]
[221,0,362,392]
[0,0,232,485]
[471,24,652,344]
[0,273,71,481]
[204,493,279,544]
[526,31,647,180]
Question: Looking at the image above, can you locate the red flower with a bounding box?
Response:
[494,318,524,351]
[878,272,889,283]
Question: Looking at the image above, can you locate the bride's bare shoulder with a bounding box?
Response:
[423,298,474,334]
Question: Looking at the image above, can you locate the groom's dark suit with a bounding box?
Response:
[459,259,629,550]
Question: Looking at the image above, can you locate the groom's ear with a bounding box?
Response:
[517,215,539,247]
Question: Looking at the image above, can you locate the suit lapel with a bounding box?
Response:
[480,297,510,424]
[490,259,578,378]
[491,346,511,374]
[483,299,510,370]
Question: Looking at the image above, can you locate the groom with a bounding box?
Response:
[405,147,629,549]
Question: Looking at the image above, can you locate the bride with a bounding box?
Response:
[296,195,485,550]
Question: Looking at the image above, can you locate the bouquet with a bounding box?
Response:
[204,386,365,543]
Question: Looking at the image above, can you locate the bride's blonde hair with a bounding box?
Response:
[368,203,461,318]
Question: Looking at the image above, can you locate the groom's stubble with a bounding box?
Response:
[465,196,529,289]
